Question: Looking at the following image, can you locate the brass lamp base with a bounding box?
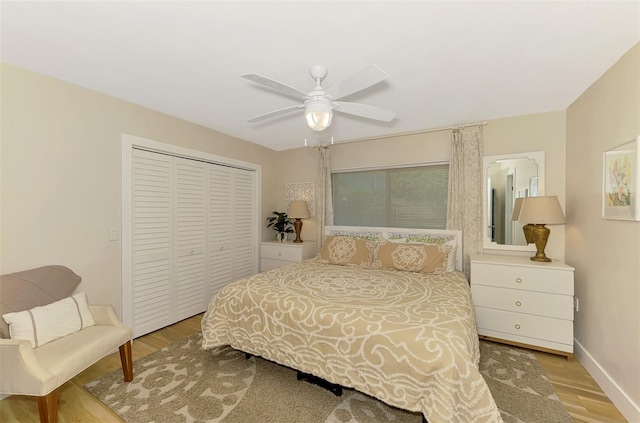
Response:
[529,224,551,262]
[293,218,303,243]
[522,224,535,244]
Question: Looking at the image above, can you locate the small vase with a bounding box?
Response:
[276,232,286,242]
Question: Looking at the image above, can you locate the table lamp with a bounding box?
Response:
[287,200,310,243]
[517,196,566,262]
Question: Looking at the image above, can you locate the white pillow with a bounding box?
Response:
[2,292,95,348]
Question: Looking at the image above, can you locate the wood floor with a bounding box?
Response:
[0,314,627,423]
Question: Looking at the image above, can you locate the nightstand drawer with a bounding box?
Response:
[261,244,303,261]
[260,241,316,272]
[475,308,573,345]
[260,258,293,272]
[471,285,574,320]
[472,262,573,295]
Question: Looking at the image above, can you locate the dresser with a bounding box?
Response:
[470,254,575,360]
[260,241,317,272]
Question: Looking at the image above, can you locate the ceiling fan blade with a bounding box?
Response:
[241,73,307,99]
[333,101,396,122]
[246,105,303,123]
[325,65,389,101]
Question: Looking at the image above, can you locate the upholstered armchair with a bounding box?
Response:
[0,266,133,423]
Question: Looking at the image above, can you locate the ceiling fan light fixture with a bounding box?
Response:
[304,100,333,131]
[243,65,395,131]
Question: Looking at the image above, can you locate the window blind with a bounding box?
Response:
[332,164,449,229]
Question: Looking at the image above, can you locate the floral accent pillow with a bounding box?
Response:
[374,241,451,274]
[318,236,377,267]
[405,236,457,273]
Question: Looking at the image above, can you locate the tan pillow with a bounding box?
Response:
[319,236,376,267]
[405,235,458,272]
[375,241,450,274]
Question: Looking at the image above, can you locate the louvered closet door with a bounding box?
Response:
[207,166,233,303]
[174,158,207,320]
[129,148,257,337]
[132,150,173,335]
[233,168,256,280]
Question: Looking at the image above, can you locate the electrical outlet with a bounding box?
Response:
[574,298,579,312]
[109,228,120,241]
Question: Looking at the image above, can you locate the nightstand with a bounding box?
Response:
[470,254,575,360]
[260,240,316,272]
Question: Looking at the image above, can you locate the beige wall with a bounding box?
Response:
[276,111,567,260]
[0,63,278,317]
[566,43,639,419]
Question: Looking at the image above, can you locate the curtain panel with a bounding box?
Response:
[446,126,484,280]
[317,146,333,252]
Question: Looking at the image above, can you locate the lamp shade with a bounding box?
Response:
[305,100,333,131]
[517,196,566,225]
[287,200,310,219]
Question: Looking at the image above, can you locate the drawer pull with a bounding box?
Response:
[515,324,521,330]
[515,277,522,283]
[515,301,522,307]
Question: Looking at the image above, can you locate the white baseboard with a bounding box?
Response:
[575,339,640,422]
[0,394,9,400]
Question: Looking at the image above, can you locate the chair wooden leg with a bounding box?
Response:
[37,389,58,423]
[119,340,133,382]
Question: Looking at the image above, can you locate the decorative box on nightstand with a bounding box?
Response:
[260,240,317,272]
[470,254,575,360]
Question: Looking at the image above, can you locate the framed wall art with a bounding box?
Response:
[286,182,315,217]
[603,136,639,221]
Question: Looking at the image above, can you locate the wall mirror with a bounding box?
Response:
[483,151,545,251]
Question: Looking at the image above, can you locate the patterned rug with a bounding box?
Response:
[86,333,571,423]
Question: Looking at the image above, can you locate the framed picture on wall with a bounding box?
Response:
[286,182,315,217]
[603,136,639,221]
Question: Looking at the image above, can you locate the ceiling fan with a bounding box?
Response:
[242,65,396,132]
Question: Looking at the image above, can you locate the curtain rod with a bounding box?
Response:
[346,120,488,143]
[306,120,488,148]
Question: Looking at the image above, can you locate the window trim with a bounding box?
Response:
[331,160,449,174]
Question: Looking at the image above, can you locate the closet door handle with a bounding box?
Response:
[515,324,521,330]
[515,301,522,307]
[515,277,522,283]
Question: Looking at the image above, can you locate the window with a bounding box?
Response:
[332,164,449,229]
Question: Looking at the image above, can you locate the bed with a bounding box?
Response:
[201,226,502,423]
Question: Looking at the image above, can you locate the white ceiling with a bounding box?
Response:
[2,1,639,151]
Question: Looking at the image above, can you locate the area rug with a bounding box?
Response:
[86,333,571,423]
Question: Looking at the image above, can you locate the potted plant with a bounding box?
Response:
[266,211,294,242]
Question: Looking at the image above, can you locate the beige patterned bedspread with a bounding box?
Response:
[201,261,502,423]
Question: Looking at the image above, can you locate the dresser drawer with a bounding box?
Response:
[472,262,573,295]
[261,244,303,262]
[471,285,574,320]
[475,308,573,345]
